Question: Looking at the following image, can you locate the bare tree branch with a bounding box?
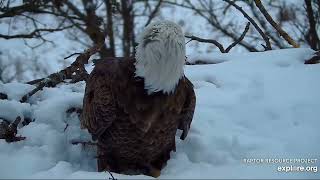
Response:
[20,45,101,103]
[104,0,115,57]
[144,0,163,27]
[63,1,86,20]
[253,0,300,48]
[185,35,225,53]
[225,22,251,52]
[186,22,251,53]
[0,26,73,39]
[245,1,286,48]
[305,0,320,50]
[121,0,135,57]
[181,0,259,52]
[223,0,272,50]
[0,2,48,18]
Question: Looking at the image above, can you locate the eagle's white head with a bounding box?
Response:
[135,20,186,95]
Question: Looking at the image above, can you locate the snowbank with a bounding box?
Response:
[0,48,319,179]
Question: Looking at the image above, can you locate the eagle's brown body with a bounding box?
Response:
[81,57,195,176]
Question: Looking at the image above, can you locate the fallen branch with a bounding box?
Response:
[186,61,220,65]
[223,0,272,50]
[26,78,44,85]
[0,116,26,143]
[0,92,8,100]
[305,51,320,64]
[20,45,101,103]
[253,0,299,48]
[20,79,50,103]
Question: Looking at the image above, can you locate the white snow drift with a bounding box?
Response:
[0,48,319,179]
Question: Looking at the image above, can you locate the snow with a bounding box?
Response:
[0,48,320,179]
[0,82,35,100]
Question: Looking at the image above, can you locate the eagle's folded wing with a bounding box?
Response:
[178,79,196,140]
[81,66,117,140]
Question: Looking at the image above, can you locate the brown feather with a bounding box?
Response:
[81,57,196,176]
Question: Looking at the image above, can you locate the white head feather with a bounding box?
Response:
[135,20,186,95]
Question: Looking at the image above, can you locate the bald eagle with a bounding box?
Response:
[81,21,196,177]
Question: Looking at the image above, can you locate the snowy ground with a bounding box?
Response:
[0,48,319,179]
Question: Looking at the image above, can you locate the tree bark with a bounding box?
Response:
[121,0,134,57]
[105,0,116,57]
[305,0,320,50]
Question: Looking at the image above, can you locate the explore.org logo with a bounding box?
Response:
[243,158,318,174]
[277,165,318,173]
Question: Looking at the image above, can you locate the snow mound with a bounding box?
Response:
[0,48,319,179]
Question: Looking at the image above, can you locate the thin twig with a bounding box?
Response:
[253,0,299,48]
[64,124,69,132]
[223,0,272,50]
[64,52,82,60]
[107,170,117,180]
[245,1,285,48]
[0,26,74,39]
[161,0,258,51]
[144,0,163,27]
[225,22,251,52]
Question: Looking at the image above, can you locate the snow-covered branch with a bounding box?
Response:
[20,45,101,103]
